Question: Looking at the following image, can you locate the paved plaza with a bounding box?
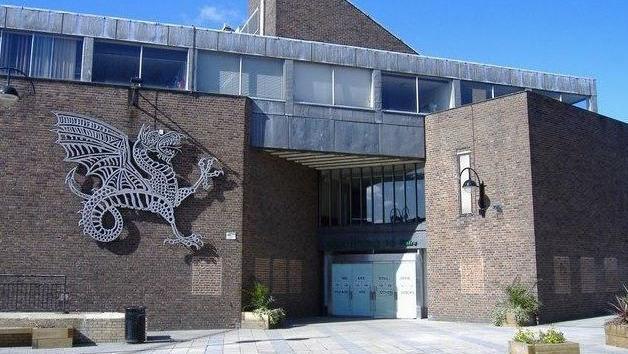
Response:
[2,316,627,353]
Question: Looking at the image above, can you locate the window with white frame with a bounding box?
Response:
[458,151,472,215]
[382,73,451,113]
[197,51,284,100]
[294,61,372,108]
[0,30,82,80]
[92,41,187,89]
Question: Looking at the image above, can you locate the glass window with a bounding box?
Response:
[561,93,588,108]
[31,35,53,78]
[416,165,426,221]
[0,32,32,74]
[533,89,561,101]
[418,79,451,113]
[382,74,417,112]
[461,81,492,105]
[364,167,374,224]
[242,56,283,99]
[92,41,140,84]
[330,169,340,226]
[51,37,82,80]
[294,62,333,105]
[197,51,240,95]
[334,66,372,108]
[458,152,472,215]
[493,84,523,98]
[141,46,187,89]
[372,167,384,223]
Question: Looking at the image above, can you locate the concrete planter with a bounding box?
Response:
[508,341,580,354]
[605,323,628,349]
[240,312,270,330]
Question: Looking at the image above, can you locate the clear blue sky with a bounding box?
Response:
[3,0,627,121]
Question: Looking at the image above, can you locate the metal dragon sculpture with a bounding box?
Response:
[52,112,223,249]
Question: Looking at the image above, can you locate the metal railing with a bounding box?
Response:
[0,274,68,313]
[237,7,260,35]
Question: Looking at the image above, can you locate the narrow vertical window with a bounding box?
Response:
[0,32,32,74]
[458,152,472,214]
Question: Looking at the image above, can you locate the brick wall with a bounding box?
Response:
[242,151,321,317]
[424,93,538,322]
[0,79,248,330]
[253,0,415,54]
[425,91,628,323]
[527,93,628,322]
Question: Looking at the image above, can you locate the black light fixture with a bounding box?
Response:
[460,167,488,217]
[0,67,36,105]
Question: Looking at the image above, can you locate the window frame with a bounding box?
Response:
[92,39,189,90]
[293,61,374,110]
[382,73,453,115]
[0,29,83,80]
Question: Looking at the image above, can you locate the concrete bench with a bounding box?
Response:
[32,327,73,349]
[0,327,32,347]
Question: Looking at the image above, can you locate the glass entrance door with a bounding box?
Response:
[331,263,352,316]
[351,263,372,317]
[395,260,417,318]
[373,262,396,318]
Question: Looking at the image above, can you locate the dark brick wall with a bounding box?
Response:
[424,93,539,322]
[0,79,248,330]
[527,93,628,322]
[241,151,321,317]
[252,0,415,54]
[425,91,628,323]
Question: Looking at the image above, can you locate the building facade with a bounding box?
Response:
[0,2,623,330]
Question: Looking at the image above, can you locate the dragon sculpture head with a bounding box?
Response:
[137,124,185,163]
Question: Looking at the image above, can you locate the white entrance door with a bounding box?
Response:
[395,260,417,318]
[373,262,396,318]
[351,263,372,317]
[331,264,352,316]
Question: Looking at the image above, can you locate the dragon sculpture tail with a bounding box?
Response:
[79,188,124,243]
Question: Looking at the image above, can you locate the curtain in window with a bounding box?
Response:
[334,67,372,108]
[196,51,239,95]
[241,56,283,99]
[51,37,79,79]
[31,35,53,78]
[0,32,32,74]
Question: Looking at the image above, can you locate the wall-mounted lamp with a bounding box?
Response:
[460,167,488,217]
[0,67,36,105]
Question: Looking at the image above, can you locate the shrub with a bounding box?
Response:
[513,329,537,344]
[539,327,566,344]
[608,284,628,325]
[514,327,567,345]
[245,281,286,328]
[492,277,540,326]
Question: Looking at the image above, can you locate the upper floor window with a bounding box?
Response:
[382,73,451,113]
[0,30,82,80]
[197,51,283,100]
[92,41,187,89]
[534,90,589,109]
[294,62,372,108]
[319,164,425,227]
[462,81,527,105]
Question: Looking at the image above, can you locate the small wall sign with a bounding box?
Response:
[226,232,237,240]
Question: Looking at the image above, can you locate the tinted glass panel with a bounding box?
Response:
[493,84,523,98]
[418,79,451,113]
[0,32,32,74]
[242,56,283,99]
[461,81,492,104]
[334,66,372,108]
[197,51,240,95]
[294,62,332,104]
[561,93,588,106]
[92,41,140,84]
[350,168,362,224]
[382,74,417,112]
[51,37,82,80]
[31,35,53,78]
[141,47,187,89]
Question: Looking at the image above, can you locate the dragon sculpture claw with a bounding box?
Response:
[52,112,223,249]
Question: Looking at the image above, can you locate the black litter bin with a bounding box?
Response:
[125,306,146,344]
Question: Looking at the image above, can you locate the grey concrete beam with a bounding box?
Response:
[81,37,94,82]
[5,6,63,33]
[196,29,218,51]
[312,42,355,66]
[284,60,294,115]
[0,7,7,28]
[267,37,311,61]
[218,31,265,56]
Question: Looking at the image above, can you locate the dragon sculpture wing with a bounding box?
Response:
[52,112,147,191]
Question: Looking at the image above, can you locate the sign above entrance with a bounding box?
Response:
[52,112,223,249]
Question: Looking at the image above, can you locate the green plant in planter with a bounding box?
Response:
[513,327,566,344]
[245,282,286,328]
[607,285,628,325]
[492,278,540,326]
